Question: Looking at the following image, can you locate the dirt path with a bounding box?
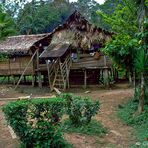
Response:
[65,89,136,148]
[0,107,19,148]
[0,85,136,148]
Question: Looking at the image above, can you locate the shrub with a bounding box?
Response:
[61,94,100,126]
[3,98,69,148]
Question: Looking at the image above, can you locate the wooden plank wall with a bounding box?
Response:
[0,56,34,75]
[71,54,112,69]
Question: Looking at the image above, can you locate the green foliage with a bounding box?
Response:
[118,100,148,125]
[103,34,139,71]
[62,119,107,136]
[73,0,101,26]
[97,1,138,35]
[0,53,8,61]
[0,5,16,40]
[3,98,69,148]
[61,93,100,126]
[118,98,148,144]
[16,0,73,34]
[134,27,148,74]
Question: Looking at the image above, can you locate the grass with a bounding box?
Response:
[61,119,107,137]
[118,98,148,148]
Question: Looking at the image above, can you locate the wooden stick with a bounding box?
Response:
[14,50,38,90]
[53,87,61,95]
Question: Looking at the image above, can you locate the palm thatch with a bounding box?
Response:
[42,10,113,52]
[0,34,49,55]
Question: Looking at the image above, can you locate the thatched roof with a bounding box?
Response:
[0,34,49,55]
[40,43,70,58]
[0,11,113,57]
[40,10,113,55]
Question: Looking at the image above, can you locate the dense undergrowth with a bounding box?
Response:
[118,90,148,148]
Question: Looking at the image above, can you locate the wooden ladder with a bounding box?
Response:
[46,54,72,91]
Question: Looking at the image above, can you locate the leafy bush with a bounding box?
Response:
[61,94,100,126]
[3,98,70,148]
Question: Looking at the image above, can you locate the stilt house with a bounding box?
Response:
[39,11,114,90]
[0,34,51,86]
[0,11,115,89]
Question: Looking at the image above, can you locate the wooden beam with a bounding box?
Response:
[14,50,38,90]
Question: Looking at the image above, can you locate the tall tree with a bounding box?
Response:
[16,0,73,34]
[135,0,148,113]
[99,0,148,113]
[72,0,101,26]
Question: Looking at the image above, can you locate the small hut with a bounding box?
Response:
[39,11,115,90]
[0,34,51,86]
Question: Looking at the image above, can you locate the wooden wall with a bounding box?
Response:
[0,56,34,76]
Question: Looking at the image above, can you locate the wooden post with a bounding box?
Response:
[65,60,70,89]
[24,76,26,83]
[46,60,52,91]
[36,49,42,88]
[8,76,10,83]
[35,75,37,84]
[38,72,42,88]
[84,69,87,89]
[103,68,109,88]
[12,75,15,85]
[32,74,35,87]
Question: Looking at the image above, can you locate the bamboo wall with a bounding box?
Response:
[0,56,34,76]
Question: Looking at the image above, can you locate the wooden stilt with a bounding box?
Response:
[32,74,35,87]
[103,68,109,88]
[8,76,10,83]
[35,75,37,84]
[12,75,15,85]
[84,69,87,89]
[46,60,52,91]
[38,72,42,88]
[24,76,26,83]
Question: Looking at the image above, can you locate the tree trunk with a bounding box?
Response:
[133,70,136,97]
[129,72,132,86]
[138,72,145,113]
[137,0,147,113]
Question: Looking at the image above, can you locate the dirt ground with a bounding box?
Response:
[0,84,137,148]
